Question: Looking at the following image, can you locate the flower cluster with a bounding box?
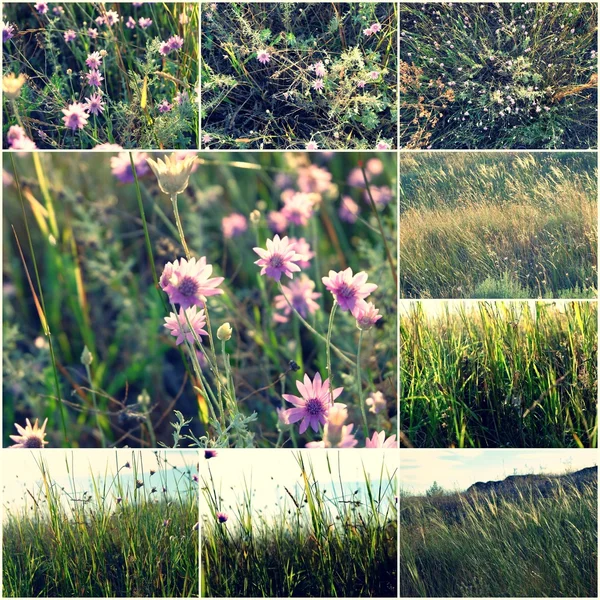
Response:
[160,257,224,346]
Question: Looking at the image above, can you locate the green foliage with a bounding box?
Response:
[2,452,199,597]
[2,2,199,149]
[401,301,598,448]
[201,2,397,149]
[202,453,397,597]
[400,153,597,299]
[400,2,598,149]
[401,481,597,597]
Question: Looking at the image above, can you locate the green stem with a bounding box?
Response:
[325,302,338,406]
[356,330,369,439]
[171,193,191,259]
[276,283,354,368]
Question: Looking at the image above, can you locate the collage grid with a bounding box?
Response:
[0,0,597,599]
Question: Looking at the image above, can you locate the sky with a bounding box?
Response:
[400,449,597,495]
[200,449,398,517]
[2,449,197,516]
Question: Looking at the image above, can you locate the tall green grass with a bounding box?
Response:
[400,301,598,448]
[400,153,597,299]
[401,480,598,597]
[2,451,199,597]
[201,452,398,597]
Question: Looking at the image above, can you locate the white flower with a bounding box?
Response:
[147,153,197,195]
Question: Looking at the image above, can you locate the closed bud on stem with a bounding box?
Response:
[217,322,233,341]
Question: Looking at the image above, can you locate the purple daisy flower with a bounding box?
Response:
[253,235,303,282]
[62,102,89,130]
[84,92,105,116]
[64,30,76,43]
[216,512,228,523]
[281,373,344,434]
[322,267,377,314]
[353,300,382,330]
[167,35,184,51]
[164,305,208,346]
[110,151,149,183]
[160,257,225,308]
[339,196,360,223]
[257,49,270,64]
[34,2,48,15]
[158,99,172,113]
[86,69,104,87]
[222,213,248,239]
[105,10,120,26]
[85,51,102,70]
[2,21,15,43]
[159,41,171,56]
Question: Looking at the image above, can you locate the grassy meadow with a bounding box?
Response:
[400,301,598,448]
[2,450,199,597]
[400,469,598,597]
[3,151,397,449]
[201,2,397,149]
[3,2,199,149]
[201,451,398,597]
[400,153,597,299]
[400,2,598,149]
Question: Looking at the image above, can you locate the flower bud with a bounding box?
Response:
[217,322,232,341]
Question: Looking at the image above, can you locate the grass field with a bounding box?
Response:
[400,2,597,149]
[400,153,597,299]
[2,450,199,597]
[400,301,598,448]
[201,2,397,149]
[3,2,199,149]
[3,151,397,449]
[400,469,598,597]
[201,451,398,597]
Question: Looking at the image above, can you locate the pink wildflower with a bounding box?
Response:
[139,17,152,29]
[312,61,326,77]
[202,133,212,145]
[281,192,315,226]
[85,51,102,70]
[126,16,136,29]
[257,50,270,64]
[84,92,105,115]
[297,164,332,194]
[222,213,248,239]
[159,41,171,55]
[62,102,89,130]
[370,23,382,33]
[164,305,208,345]
[365,391,386,415]
[64,30,76,43]
[281,373,343,434]
[354,301,382,330]
[105,10,120,26]
[167,35,184,51]
[365,431,398,448]
[87,28,98,39]
[357,80,366,89]
[3,21,15,42]
[288,237,314,269]
[322,268,377,313]
[34,2,48,15]
[216,512,228,523]
[110,152,149,183]
[53,6,64,15]
[86,70,104,87]
[160,257,225,308]
[369,71,380,80]
[306,404,358,448]
[273,275,321,322]
[376,141,390,150]
[339,196,360,223]
[363,27,373,36]
[365,185,393,208]
[312,79,324,91]
[9,418,49,448]
[267,210,289,234]
[306,141,318,150]
[253,235,303,281]
[158,99,172,113]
